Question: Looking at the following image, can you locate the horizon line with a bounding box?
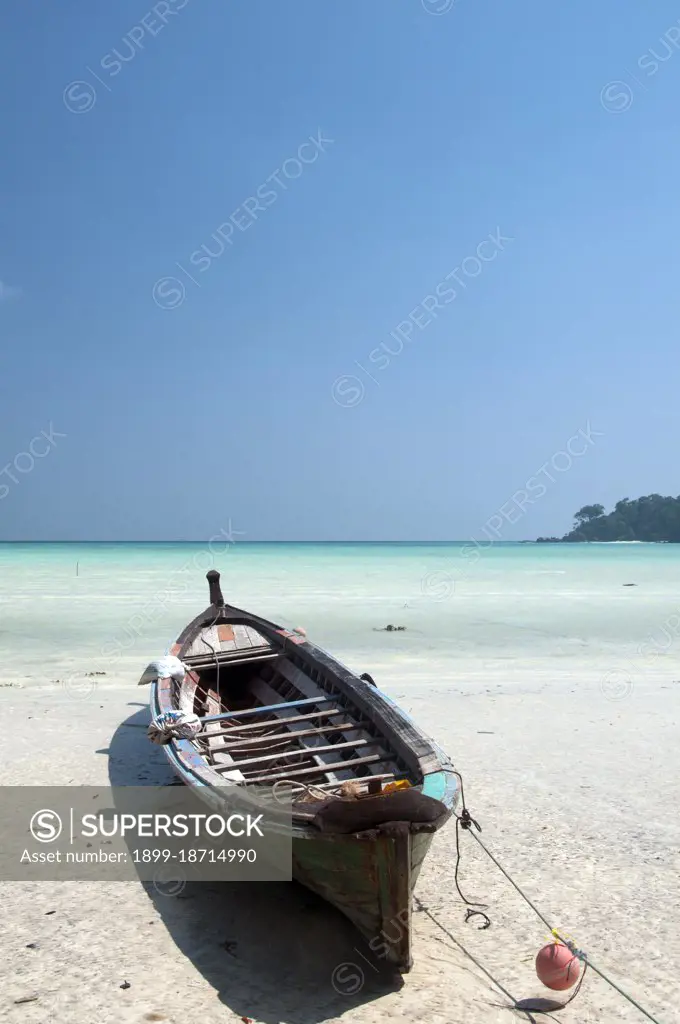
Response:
[0,539,543,544]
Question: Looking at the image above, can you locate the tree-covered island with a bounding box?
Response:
[537,495,680,542]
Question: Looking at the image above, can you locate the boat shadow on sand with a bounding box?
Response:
[108,705,404,1024]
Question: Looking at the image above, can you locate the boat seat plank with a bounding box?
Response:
[244,753,385,785]
[217,722,359,749]
[214,737,379,773]
[193,708,344,739]
[310,774,398,790]
[248,676,351,783]
[200,695,331,724]
[184,652,280,670]
[202,689,245,784]
[273,658,392,781]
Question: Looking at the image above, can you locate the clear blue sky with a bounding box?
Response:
[2,0,680,541]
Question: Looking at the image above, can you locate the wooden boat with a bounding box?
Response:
[143,571,458,971]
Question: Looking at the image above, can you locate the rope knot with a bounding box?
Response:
[460,808,482,832]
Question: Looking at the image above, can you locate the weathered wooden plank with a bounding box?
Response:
[194,708,343,738]
[244,754,384,784]
[304,774,397,790]
[248,675,349,784]
[203,689,244,784]
[178,669,199,715]
[246,625,268,647]
[214,722,359,750]
[214,737,380,773]
[274,659,387,780]
[185,625,220,659]
[217,624,235,644]
[183,652,280,670]
[375,830,412,970]
[233,624,254,649]
[201,695,330,724]
[275,658,323,694]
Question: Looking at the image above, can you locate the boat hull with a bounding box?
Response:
[292,827,431,971]
[143,574,459,973]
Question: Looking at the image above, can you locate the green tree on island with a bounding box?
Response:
[573,504,605,526]
[537,494,680,542]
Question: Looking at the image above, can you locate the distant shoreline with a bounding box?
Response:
[542,496,680,543]
[534,538,670,544]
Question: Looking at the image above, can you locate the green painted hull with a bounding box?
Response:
[292,828,433,971]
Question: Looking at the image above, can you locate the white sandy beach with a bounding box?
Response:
[2,671,678,1024]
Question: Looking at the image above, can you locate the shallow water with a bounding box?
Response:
[1,542,678,690]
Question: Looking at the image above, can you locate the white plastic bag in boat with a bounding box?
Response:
[137,656,187,687]
[148,710,201,745]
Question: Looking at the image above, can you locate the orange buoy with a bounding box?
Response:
[535,942,581,991]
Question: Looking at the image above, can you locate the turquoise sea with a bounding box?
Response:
[1,541,679,691]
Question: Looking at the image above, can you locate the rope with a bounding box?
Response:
[453,807,491,929]
[270,779,346,803]
[551,930,661,1024]
[446,769,665,1023]
[414,896,519,1007]
[448,770,491,927]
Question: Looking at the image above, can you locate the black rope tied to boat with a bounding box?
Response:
[459,806,480,831]
[448,770,491,928]
[442,768,664,1022]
